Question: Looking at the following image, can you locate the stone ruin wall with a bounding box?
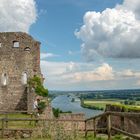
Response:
[57,113,85,131]
[97,104,140,134]
[0,32,42,111]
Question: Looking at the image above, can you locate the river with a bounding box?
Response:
[51,95,103,118]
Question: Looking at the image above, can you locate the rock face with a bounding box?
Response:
[0,32,42,111]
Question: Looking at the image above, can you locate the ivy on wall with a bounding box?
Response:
[28,75,48,97]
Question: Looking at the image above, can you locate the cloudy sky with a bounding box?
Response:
[1,0,140,90]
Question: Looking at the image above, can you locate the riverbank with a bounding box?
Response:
[51,95,103,118]
[81,99,104,110]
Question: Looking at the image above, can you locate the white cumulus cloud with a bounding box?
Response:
[75,0,140,61]
[121,0,140,20]
[73,63,114,82]
[41,61,115,90]
[41,60,140,90]
[118,69,140,78]
[0,0,37,32]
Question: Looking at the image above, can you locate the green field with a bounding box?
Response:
[84,99,122,109]
[83,99,140,110]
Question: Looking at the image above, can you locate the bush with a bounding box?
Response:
[52,108,72,118]
[35,85,48,97]
[52,108,60,118]
[37,101,46,114]
[28,76,48,97]
[38,101,46,110]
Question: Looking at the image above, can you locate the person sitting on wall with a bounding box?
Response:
[33,98,40,117]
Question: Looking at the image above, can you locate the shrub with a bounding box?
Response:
[52,108,72,118]
[28,76,48,97]
[38,101,46,111]
[52,108,60,118]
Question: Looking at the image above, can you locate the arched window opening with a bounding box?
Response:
[1,73,8,86]
[24,47,30,52]
[13,41,19,48]
[21,72,27,85]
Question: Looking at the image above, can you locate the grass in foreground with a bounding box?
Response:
[0,134,131,140]
[0,113,137,140]
[0,113,36,129]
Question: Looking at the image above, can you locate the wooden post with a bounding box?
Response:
[107,114,111,140]
[121,116,124,131]
[1,118,4,138]
[29,113,33,125]
[73,121,77,139]
[5,113,8,128]
[93,118,96,138]
[85,120,87,138]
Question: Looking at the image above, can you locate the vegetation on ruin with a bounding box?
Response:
[28,75,48,97]
[38,101,47,113]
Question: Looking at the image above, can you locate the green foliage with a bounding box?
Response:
[38,101,46,110]
[78,89,140,102]
[124,100,136,105]
[124,100,129,105]
[52,108,72,118]
[28,76,48,97]
[52,108,60,118]
[113,134,123,140]
[35,85,48,97]
[28,76,41,87]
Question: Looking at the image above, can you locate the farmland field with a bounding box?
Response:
[83,99,122,110]
[83,99,140,110]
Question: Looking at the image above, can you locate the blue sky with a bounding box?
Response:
[1,0,140,90]
[30,0,123,62]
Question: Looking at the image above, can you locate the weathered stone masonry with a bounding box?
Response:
[0,32,42,111]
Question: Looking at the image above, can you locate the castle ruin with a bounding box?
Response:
[0,32,42,111]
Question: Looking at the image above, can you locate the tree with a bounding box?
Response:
[124,100,129,105]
